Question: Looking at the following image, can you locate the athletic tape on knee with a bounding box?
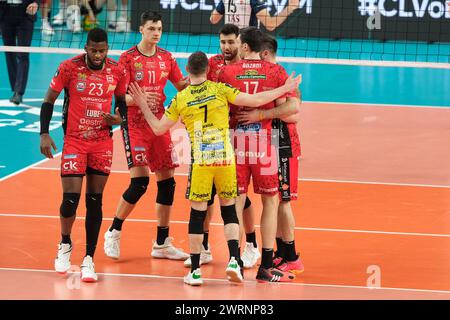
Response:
[221,204,239,225]
[60,193,81,218]
[244,196,252,210]
[122,177,149,204]
[156,177,176,206]
[188,208,207,234]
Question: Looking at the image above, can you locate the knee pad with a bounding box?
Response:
[244,196,252,210]
[188,208,207,234]
[122,177,149,204]
[221,204,239,225]
[60,193,81,218]
[156,177,176,206]
[207,184,217,207]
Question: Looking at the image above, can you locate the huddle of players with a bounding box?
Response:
[40,10,303,286]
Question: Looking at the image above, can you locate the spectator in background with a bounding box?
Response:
[0,0,40,105]
[41,0,55,35]
[53,0,128,32]
[52,0,65,25]
[210,0,300,31]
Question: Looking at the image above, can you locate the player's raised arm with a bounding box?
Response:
[233,72,301,108]
[128,82,176,136]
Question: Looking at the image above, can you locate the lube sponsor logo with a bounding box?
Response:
[86,109,101,118]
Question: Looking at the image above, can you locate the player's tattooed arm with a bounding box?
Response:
[280,96,301,123]
[128,82,176,135]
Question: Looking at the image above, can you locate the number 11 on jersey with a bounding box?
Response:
[148,70,156,85]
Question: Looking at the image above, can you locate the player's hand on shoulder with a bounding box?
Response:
[40,134,57,159]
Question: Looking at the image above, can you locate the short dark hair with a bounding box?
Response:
[87,28,108,44]
[187,51,209,76]
[140,11,162,26]
[239,27,264,52]
[219,23,239,37]
[260,33,278,54]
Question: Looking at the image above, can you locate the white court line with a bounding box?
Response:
[0,152,62,182]
[1,213,449,238]
[0,127,120,182]
[27,167,450,188]
[1,267,450,295]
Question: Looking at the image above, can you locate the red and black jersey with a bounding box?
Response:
[218,58,289,130]
[50,54,127,141]
[119,46,184,118]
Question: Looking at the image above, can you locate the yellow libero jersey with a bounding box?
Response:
[165,80,240,165]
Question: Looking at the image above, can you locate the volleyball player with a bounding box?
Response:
[210,0,300,31]
[237,33,304,274]
[103,11,189,262]
[218,27,297,282]
[40,28,127,282]
[128,51,300,285]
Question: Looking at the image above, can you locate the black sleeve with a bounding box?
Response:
[115,96,127,118]
[40,102,54,135]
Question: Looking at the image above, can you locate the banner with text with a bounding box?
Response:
[130,0,450,42]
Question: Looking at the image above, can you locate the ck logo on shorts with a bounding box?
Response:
[135,153,147,163]
[63,161,78,171]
